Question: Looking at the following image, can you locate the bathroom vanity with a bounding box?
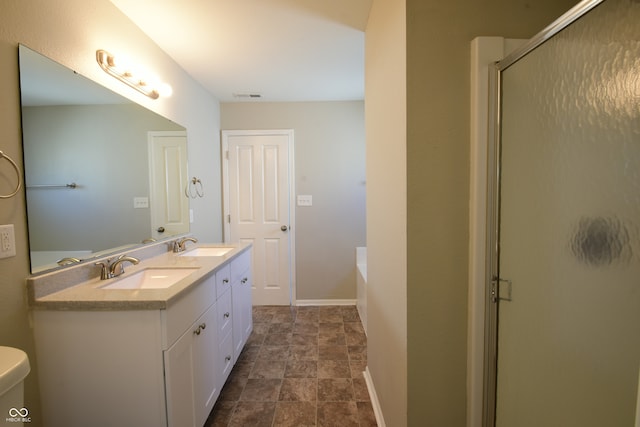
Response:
[28,242,252,427]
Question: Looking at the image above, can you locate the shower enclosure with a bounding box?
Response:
[485,0,640,425]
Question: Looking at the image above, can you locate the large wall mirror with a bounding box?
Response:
[19,45,190,274]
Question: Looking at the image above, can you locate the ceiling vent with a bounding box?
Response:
[232,92,262,99]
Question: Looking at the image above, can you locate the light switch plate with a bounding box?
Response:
[134,197,149,209]
[297,195,313,206]
[0,224,16,259]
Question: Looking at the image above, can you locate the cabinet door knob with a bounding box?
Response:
[193,327,201,335]
[200,323,206,330]
[225,355,232,362]
[224,312,230,318]
[223,278,229,284]
[241,278,248,284]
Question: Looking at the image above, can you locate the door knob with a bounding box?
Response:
[157,226,165,233]
[281,225,288,231]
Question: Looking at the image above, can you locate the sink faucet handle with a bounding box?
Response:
[95,261,110,280]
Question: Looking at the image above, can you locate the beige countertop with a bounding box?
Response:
[27,242,251,311]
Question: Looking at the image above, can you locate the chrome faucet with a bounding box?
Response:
[95,255,140,280]
[173,237,198,253]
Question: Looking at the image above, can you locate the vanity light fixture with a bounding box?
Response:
[96,49,172,99]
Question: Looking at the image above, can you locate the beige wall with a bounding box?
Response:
[221,101,366,301]
[365,0,408,425]
[0,1,221,424]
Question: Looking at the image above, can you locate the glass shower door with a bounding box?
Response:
[494,0,640,425]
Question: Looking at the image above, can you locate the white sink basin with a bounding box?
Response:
[100,267,199,290]
[179,247,234,257]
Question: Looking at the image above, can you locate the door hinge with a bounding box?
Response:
[225,150,229,160]
[491,276,513,303]
[227,214,231,223]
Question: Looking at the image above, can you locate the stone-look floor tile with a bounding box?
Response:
[252,323,271,335]
[318,345,349,360]
[296,309,320,321]
[353,378,371,402]
[249,360,286,379]
[318,331,346,346]
[228,401,276,427]
[291,333,318,346]
[219,376,248,401]
[350,360,367,379]
[347,345,367,361]
[210,306,374,426]
[245,332,266,347]
[357,401,378,426]
[237,346,260,363]
[317,401,359,427]
[345,332,367,346]
[269,322,295,334]
[230,360,253,379]
[279,378,317,401]
[240,379,282,401]
[344,322,364,334]
[293,323,319,334]
[284,360,318,378]
[289,345,318,361]
[341,307,361,322]
[318,310,342,323]
[206,400,236,426]
[264,333,293,346]
[273,401,317,427]
[318,322,344,333]
[317,378,354,401]
[317,360,352,379]
[257,345,290,361]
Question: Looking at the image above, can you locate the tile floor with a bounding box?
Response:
[205,305,377,427]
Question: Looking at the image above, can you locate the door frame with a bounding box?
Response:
[220,129,297,304]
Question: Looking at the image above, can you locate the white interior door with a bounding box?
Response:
[222,130,294,306]
[148,131,189,240]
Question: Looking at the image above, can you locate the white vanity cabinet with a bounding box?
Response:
[164,301,218,427]
[32,247,253,427]
[231,249,253,362]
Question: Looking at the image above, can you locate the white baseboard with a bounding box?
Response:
[295,299,356,306]
[364,366,386,427]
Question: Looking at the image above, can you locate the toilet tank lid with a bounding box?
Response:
[0,347,30,396]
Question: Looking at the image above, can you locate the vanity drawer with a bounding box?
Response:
[218,331,234,383]
[161,272,216,349]
[216,264,231,298]
[230,250,251,283]
[217,289,232,338]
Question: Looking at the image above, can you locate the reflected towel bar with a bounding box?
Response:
[27,183,78,189]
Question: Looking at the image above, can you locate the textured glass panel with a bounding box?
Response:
[496,1,640,426]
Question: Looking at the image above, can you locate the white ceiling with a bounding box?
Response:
[109,0,372,103]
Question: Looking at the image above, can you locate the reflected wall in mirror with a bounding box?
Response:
[19,45,189,274]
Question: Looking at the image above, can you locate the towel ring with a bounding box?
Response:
[0,151,22,199]
[184,177,204,199]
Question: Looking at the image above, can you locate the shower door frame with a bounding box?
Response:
[483,0,606,425]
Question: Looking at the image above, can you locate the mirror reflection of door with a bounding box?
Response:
[490,0,640,426]
[148,131,189,240]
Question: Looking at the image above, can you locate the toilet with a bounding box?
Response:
[0,347,30,424]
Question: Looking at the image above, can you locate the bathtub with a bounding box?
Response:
[356,247,367,335]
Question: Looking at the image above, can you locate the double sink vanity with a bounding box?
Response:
[27,239,253,427]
